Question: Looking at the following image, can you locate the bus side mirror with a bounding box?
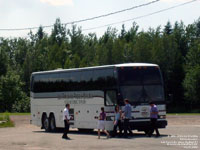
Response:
[166,94,173,104]
[117,94,123,105]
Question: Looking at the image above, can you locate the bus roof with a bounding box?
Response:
[32,63,158,75]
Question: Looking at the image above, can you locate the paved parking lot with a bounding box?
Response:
[0,115,199,150]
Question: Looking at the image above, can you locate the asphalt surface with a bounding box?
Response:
[0,115,199,150]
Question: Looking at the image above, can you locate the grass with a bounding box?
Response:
[0,112,30,116]
[0,113,15,128]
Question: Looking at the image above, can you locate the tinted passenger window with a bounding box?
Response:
[80,70,93,90]
[71,71,81,90]
[60,72,70,91]
[32,68,117,93]
[93,69,106,89]
[33,74,49,93]
[48,73,61,92]
[81,70,93,82]
[93,69,116,90]
[70,71,81,82]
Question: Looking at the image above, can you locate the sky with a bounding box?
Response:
[0,0,200,38]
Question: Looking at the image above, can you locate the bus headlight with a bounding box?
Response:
[159,115,166,119]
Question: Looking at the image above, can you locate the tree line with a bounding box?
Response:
[0,18,200,112]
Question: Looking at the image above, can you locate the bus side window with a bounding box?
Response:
[105,90,117,106]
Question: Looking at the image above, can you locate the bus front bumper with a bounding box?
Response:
[128,119,167,131]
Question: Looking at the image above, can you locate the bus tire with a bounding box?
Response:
[49,114,57,132]
[42,114,50,132]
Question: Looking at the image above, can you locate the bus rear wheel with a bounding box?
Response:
[49,114,57,132]
[42,114,50,132]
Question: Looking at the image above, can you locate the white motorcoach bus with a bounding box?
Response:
[30,63,167,133]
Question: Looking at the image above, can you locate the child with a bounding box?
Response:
[97,107,110,139]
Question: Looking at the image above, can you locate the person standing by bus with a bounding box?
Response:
[62,104,71,139]
[112,105,122,137]
[123,99,132,138]
[97,107,110,139]
[148,101,160,137]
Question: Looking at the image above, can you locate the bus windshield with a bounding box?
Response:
[118,66,164,104]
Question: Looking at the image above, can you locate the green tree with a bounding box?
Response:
[0,46,8,77]
[173,21,188,57]
[124,22,138,43]
[50,18,67,46]
[83,33,98,66]
[119,24,126,39]
[183,40,200,109]
[48,18,69,69]
[37,26,45,41]
[164,21,173,35]
[132,31,152,62]
[68,25,84,58]
[0,69,29,112]
[195,18,200,37]
[183,65,200,109]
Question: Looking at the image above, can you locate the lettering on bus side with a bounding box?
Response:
[58,93,93,99]
[64,99,86,105]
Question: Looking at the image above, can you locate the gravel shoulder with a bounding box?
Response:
[0,115,199,150]
[167,115,200,125]
[10,115,31,127]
